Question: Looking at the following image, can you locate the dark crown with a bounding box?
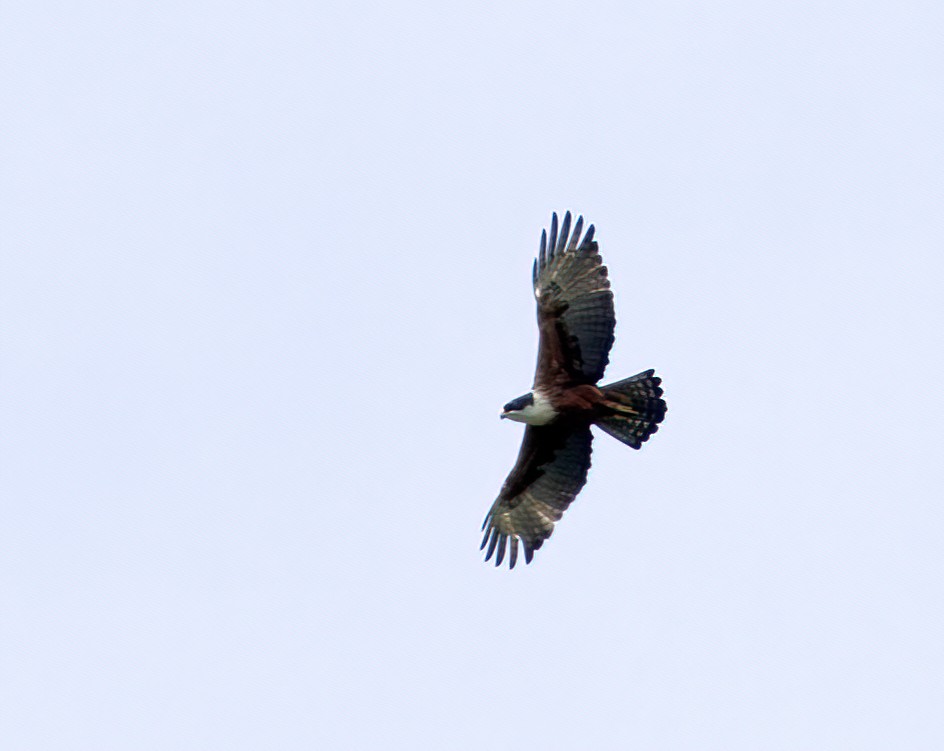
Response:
[503,393,534,412]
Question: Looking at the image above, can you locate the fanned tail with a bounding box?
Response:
[596,369,666,449]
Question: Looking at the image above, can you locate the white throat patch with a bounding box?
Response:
[504,391,558,426]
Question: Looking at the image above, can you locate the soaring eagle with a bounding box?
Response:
[481,212,666,568]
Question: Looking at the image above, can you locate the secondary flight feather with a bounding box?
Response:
[481,212,667,568]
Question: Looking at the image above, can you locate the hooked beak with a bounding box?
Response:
[500,412,509,419]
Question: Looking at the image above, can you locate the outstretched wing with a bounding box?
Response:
[533,212,616,387]
[481,422,593,568]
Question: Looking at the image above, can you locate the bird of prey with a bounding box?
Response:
[481,211,666,568]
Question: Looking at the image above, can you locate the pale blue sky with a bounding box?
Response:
[3,2,943,748]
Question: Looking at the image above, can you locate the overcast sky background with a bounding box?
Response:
[3,2,943,748]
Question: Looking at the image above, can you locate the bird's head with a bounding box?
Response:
[500,391,559,426]
[500,393,535,422]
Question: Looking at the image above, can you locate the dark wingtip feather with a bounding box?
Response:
[581,224,595,249]
[480,524,491,549]
[548,213,559,260]
[509,538,518,569]
[495,534,506,566]
[569,216,584,251]
[523,543,534,564]
[485,528,499,561]
[557,211,571,256]
[539,229,547,271]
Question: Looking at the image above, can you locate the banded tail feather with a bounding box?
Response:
[596,369,667,449]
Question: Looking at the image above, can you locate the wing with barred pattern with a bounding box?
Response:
[533,211,616,387]
[481,422,593,568]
